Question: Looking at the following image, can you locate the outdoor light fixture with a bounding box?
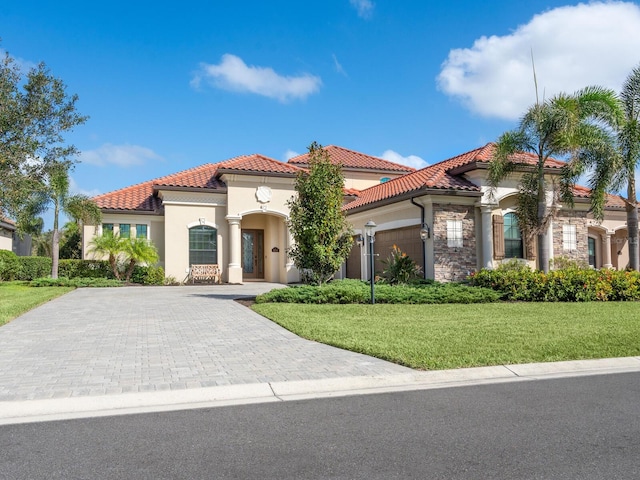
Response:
[364,220,376,304]
[419,224,430,241]
[355,233,364,247]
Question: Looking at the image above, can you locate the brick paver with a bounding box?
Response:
[0,285,411,401]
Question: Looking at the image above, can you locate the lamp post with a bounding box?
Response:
[365,220,376,304]
[419,224,429,280]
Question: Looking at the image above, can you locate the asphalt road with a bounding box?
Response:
[1,372,639,479]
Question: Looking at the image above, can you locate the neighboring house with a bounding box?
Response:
[0,217,15,253]
[85,146,413,283]
[85,143,632,284]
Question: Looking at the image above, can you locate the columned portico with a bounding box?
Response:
[226,215,243,283]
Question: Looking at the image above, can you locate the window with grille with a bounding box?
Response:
[446,220,463,248]
[563,224,577,251]
[189,226,217,265]
[503,213,523,258]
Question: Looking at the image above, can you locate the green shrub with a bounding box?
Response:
[0,250,21,281]
[58,259,115,279]
[130,265,165,285]
[468,264,640,302]
[255,279,499,304]
[29,277,123,288]
[17,256,52,280]
[381,245,422,285]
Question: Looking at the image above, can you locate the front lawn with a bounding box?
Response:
[252,302,640,370]
[0,283,74,327]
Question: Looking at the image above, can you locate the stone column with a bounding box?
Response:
[226,215,243,283]
[480,205,494,269]
[602,232,613,268]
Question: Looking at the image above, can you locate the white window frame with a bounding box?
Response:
[447,220,463,248]
[563,224,577,251]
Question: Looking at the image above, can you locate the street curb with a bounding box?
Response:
[1,357,639,425]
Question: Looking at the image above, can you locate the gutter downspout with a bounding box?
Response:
[410,197,428,279]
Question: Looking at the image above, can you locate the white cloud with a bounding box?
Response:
[191,54,322,102]
[69,177,100,197]
[0,49,37,73]
[381,150,428,169]
[350,0,374,19]
[284,149,300,160]
[438,1,640,120]
[332,54,348,77]
[80,144,162,167]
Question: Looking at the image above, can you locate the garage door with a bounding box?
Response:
[372,226,423,276]
[345,239,362,279]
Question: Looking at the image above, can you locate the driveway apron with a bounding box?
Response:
[0,285,411,401]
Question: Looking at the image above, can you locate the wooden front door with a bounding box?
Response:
[241,229,264,279]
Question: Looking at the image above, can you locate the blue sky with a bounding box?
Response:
[2,0,640,209]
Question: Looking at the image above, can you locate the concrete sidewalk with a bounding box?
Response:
[1,284,639,425]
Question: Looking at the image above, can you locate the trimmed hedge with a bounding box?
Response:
[0,250,21,281]
[256,279,500,304]
[30,277,123,288]
[58,259,115,279]
[468,263,640,301]
[17,256,51,280]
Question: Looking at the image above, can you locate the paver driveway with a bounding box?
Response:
[0,285,411,401]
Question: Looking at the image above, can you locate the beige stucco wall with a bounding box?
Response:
[342,170,406,191]
[0,228,13,252]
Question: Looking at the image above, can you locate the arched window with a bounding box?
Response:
[189,226,217,265]
[504,213,523,258]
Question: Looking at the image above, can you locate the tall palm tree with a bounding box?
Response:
[21,163,102,278]
[490,86,621,273]
[575,66,640,270]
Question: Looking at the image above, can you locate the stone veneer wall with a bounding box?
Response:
[552,210,588,263]
[433,204,476,282]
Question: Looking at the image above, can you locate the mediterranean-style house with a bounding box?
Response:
[0,217,16,253]
[84,144,634,283]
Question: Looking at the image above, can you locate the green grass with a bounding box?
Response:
[252,302,640,370]
[0,282,74,327]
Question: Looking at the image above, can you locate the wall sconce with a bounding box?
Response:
[355,233,364,246]
[419,224,430,241]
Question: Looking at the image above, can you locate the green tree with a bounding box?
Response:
[287,142,353,285]
[59,221,82,259]
[567,66,640,270]
[122,237,160,283]
[490,87,620,273]
[0,48,87,224]
[21,164,101,278]
[88,232,126,280]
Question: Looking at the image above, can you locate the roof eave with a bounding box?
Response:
[153,185,228,194]
[344,187,482,214]
[217,169,298,178]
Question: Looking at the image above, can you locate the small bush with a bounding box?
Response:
[381,245,422,285]
[130,265,165,285]
[17,256,52,280]
[0,250,21,281]
[255,279,499,304]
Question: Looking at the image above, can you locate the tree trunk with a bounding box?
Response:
[537,175,550,273]
[51,201,60,279]
[627,179,639,270]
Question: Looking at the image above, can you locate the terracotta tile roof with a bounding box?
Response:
[93,155,302,212]
[0,216,16,230]
[572,185,629,209]
[288,145,415,173]
[217,154,303,175]
[343,143,569,211]
[343,188,361,197]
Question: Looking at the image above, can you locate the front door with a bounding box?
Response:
[242,229,264,279]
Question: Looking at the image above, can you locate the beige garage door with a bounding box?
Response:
[372,226,423,276]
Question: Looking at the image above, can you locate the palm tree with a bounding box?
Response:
[20,163,102,278]
[490,86,621,273]
[574,66,640,270]
[122,237,159,283]
[88,231,126,280]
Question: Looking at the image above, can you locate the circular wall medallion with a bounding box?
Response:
[256,185,272,203]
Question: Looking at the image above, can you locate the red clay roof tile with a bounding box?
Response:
[288,145,415,173]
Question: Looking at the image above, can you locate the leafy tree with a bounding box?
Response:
[59,221,82,259]
[21,164,101,278]
[566,66,640,270]
[88,232,126,280]
[490,86,620,273]
[122,237,160,283]
[287,142,353,285]
[88,232,159,282]
[0,48,87,225]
